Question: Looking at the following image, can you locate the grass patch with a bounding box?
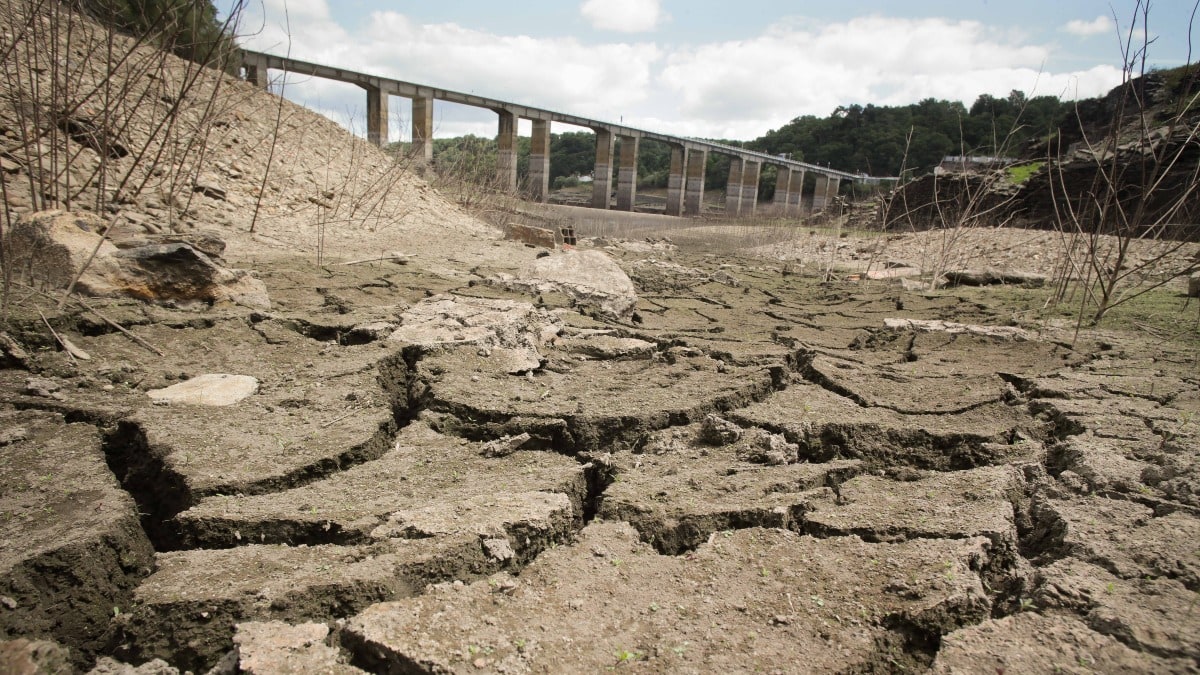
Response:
[1005,162,1044,185]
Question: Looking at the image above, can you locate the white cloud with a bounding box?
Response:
[579,0,663,33]
[657,16,1123,138]
[233,5,1125,144]
[1064,15,1114,37]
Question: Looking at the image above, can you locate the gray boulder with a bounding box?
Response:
[3,210,269,309]
[491,249,638,320]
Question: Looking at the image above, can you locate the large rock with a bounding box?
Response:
[491,249,638,320]
[111,243,269,309]
[388,294,561,373]
[943,268,1047,287]
[2,210,126,294]
[3,210,269,309]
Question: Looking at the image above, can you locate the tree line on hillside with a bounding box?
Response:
[75,0,236,66]
[402,92,1071,198]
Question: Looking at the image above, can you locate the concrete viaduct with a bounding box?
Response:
[240,48,885,217]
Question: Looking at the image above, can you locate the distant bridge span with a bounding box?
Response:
[239,48,890,217]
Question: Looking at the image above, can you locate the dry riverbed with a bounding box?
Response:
[1,236,1198,674]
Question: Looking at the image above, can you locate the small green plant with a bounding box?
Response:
[614,649,642,664]
[1019,597,1036,611]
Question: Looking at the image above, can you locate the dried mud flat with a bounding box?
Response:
[2,237,1199,674]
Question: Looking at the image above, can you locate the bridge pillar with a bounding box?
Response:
[684,149,707,215]
[812,175,841,214]
[412,96,434,162]
[725,157,744,216]
[242,52,269,88]
[529,119,551,202]
[789,169,805,214]
[740,161,761,216]
[365,85,388,148]
[827,177,841,214]
[615,135,639,211]
[591,129,615,209]
[811,174,830,213]
[773,167,792,215]
[665,145,686,216]
[496,109,518,192]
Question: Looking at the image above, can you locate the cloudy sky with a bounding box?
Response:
[217,0,1199,142]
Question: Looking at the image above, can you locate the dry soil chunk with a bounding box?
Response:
[0,410,154,660]
[807,353,1010,414]
[110,372,395,515]
[599,424,860,553]
[731,380,1041,469]
[420,345,780,453]
[805,465,1023,546]
[234,621,364,674]
[1033,497,1200,589]
[118,537,485,673]
[931,612,1185,674]
[175,421,586,552]
[342,523,992,673]
[1035,558,1200,662]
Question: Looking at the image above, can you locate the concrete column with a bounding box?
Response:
[811,174,830,213]
[244,63,268,89]
[788,169,805,214]
[365,85,388,148]
[827,177,842,214]
[740,161,761,216]
[773,167,792,215]
[684,149,707,216]
[529,119,551,202]
[615,135,639,212]
[496,109,518,192]
[411,96,434,162]
[665,145,686,216]
[591,128,615,210]
[725,157,744,216]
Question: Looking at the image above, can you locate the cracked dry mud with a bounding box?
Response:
[2,243,1199,674]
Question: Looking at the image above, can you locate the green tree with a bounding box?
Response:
[77,0,237,67]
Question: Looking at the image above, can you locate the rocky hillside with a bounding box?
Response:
[0,0,495,264]
[885,67,1200,240]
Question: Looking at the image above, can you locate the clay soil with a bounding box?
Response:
[3,229,1199,673]
[2,2,1200,670]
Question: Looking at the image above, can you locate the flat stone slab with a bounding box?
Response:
[341,523,993,673]
[174,421,586,555]
[0,410,154,660]
[930,612,1185,673]
[598,421,861,553]
[234,621,364,674]
[118,536,487,673]
[146,373,259,406]
[731,380,1044,470]
[805,465,1023,546]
